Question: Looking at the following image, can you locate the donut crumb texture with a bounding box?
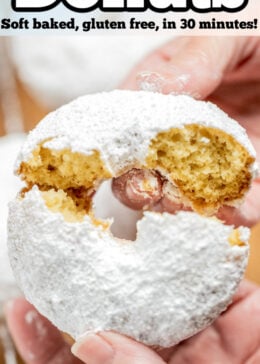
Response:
[42,189,86,223]
[19,145,112,190]
[146,125,254,213]
[18,125,254,221]
[19,145,112,221]
[228,229,246,247]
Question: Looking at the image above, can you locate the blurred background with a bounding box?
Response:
[0,35,260,363]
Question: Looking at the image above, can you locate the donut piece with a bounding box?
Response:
[15,90,257,214]
[8,190,249,347]
[8,90,255,347]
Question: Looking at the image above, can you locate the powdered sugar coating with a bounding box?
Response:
[8,187,249,347]
[15,90,257,180]
[0,133,25,310]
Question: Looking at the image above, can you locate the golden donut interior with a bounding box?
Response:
[228,229,246,247]
[146,125,254,213]
[20,145,112,190]
[19,125,253,243]
[41,189,86,223]
[19,146,112,224]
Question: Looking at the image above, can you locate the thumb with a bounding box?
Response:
[122,36,254,99]
[72,331,165,364]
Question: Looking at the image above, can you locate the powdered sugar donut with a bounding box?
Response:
[8,90,256,347]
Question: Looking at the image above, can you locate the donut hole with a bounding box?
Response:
[39,180,142,240]
[39,183,246,245]
[146,125,254,214]
[30,184,138,243]
[93,180,143,240]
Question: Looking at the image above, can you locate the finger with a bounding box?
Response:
[112,169,163,210]
[122,37,256,99]
[112,168,193,212]
[158,181,192,213]
[231,280,258,305]
[217,179,260,228]
[213,284,260,362]
[5,297,81,364]
[168,325,231,364]
[72,331,165,364]
[112,167,259,225]
[246,348,260,364]
[169,282,260,364]
[157,282,258,363]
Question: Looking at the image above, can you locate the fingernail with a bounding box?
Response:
[72,333,115,364]
[137,71,165,93]
[136,70,201,98]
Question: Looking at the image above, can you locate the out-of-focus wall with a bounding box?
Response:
[246,223,260,284]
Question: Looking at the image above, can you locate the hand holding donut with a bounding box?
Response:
[5,281,260,364]
[119,36,260,227]
[6,36,260,364]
